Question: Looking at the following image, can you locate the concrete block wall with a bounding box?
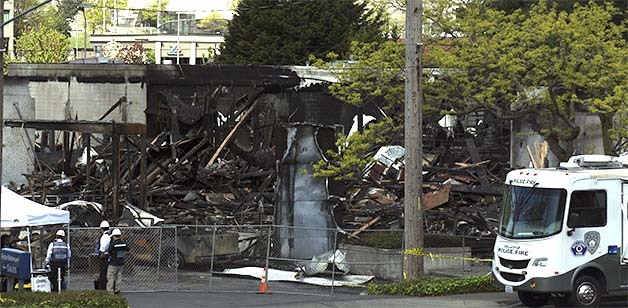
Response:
[2,78,147,184]
[340,244,473,281]
[3,78,36,185]
[30,78,147,123]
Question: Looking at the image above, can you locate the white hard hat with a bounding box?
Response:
[111,228,122,236]
[100,220,110,228]
[56,230,65,237]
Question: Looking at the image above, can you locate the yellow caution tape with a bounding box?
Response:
[404,248,493,263]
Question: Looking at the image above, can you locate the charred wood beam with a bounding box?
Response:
[449,184,503,196]
[4,119,146,135]
[83,133,91,189]
[63,132,71,175]
[206,91,265,167]
[99,97,126,121]
[112,133,121,220]
[140,135,147,208]
[464,138,490,186]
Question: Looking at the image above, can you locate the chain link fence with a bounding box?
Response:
[54,225,496,295]
[67,226,177,292]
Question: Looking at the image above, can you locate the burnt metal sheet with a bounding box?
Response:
[222,267,374,287]
[276,124,336,259]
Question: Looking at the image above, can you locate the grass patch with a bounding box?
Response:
[0,290,127,307]
[367,274,501,296]
[356,232,464,250]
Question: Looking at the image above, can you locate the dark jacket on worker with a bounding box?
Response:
[46,239,71,265]
[107,238,130,266]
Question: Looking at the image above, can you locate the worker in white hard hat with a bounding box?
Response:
[106,228,129,295]
[95,220,111,290]
[46,229,71,292]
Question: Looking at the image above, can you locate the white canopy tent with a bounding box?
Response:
[0,186,69,227]
[1,186,70,281]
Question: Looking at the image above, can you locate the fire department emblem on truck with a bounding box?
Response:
[571,240,587,256]
[584,231,600,254]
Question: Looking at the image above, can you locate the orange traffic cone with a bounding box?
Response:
[258,269,270,294]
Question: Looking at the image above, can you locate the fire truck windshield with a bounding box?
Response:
[499,185,567,239]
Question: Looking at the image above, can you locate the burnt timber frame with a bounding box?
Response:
[4,119,147,220]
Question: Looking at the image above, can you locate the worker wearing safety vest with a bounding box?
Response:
[107,228,129,295]
[46,230,71,292]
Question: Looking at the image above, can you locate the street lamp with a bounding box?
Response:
[176,12,182,65]
[1,0,55,209]
[78,2,95,60]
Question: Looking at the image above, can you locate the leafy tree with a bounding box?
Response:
[101,41,150,64]
[315,0,627,177]
[313,118,401,180]
[15,27,70,63]
[217,0,387,65]
[82,0,129,33]
[428,0,627,159]
[13,0,81,37]
[311,40,408,180]
[198,12,229,33]
[136,0,169,27]
[486,0,627,24]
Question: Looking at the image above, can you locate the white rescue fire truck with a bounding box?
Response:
[493,155,628,307]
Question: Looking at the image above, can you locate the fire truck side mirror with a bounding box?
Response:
[567,213,578,236]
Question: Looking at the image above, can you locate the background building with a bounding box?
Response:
[3,0,15,58]
[77,0,233,64]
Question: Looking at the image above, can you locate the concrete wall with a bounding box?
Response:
[574,113,604,155]
[511,112,606,168]
[2,78,147,184]
[511,115,559,168]
[3,78,36,185]
[340,244,472,281]
[30,78,146,122]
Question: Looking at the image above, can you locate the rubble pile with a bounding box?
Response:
[338,124,511,236]
[14,88,277,225]
[139,134,276,225]
[12,83,511,233]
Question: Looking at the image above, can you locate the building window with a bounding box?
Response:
[567,190,607,228]
[3,10,9,22]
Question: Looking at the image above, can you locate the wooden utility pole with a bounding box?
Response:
[404,0,424,278]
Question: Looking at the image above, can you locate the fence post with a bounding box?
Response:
[157,226,163,290]
[462,234,466,273]
[331,229,338,295]
[67,226,71,289]
[209,224,217,292]
[175,226,179,293]
[264,225,272,292]
[400,230,405,281]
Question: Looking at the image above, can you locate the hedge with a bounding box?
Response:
[367,274,501,296]
[0,291,127,308]
[357,232,464,250]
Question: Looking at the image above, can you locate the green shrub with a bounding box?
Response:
[355,232,464,250]
[367,274,501,296]
[360,231,402,249]
[0,290,128,308]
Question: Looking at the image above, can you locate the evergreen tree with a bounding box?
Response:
[217,0,386,65]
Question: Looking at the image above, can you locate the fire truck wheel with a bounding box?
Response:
[518,291,549,307]
[568,275,601,307]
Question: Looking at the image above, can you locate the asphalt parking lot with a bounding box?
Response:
[124,291,521,308]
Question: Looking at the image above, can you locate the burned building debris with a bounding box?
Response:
[3,64,512,244]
